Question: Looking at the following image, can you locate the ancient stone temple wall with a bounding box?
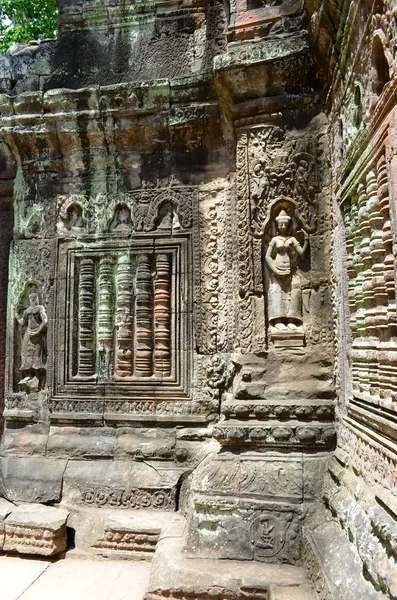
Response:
[0,0,396,597]
[303,2,397,598]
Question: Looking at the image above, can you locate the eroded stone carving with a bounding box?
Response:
[16,285,47,393]
[263,204,309,346]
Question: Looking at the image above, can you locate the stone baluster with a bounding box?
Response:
[359,178,374,331]
[114,254,133,378]
[377,154,396,336]
[154,253,172,377]
[345,207,357,336]
[365,169,384,396]
[98,257,115,380]
[377,154,397,402]
[77,258,96,378]
[135,254,153,377]
[353,183,366,337]
[351,185,366,394]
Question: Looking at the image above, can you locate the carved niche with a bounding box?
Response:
[51,188,196,423]
[260,198,311,347]
[236,122,331,351]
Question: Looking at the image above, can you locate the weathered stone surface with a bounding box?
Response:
[303,516,387,600]
[3,504,69,556]
[0,457,67,503]
[62,460,182,511]
[91,510,185,560]
[0,497,14,520]
[0,497,14,550]
[145,535,315,600]
[0,0,396,594]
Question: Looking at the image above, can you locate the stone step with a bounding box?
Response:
[145,534,316,600]
[63,504,186,560]
[270,585,316,600]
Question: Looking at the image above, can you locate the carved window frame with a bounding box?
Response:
[50,232,192,423]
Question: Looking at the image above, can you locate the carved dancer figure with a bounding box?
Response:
[17,289,48,390]
[265,209,308,330]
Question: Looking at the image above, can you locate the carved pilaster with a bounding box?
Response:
[77,258,96,378]
[135,254,153,377]
[236,131,253,353]
[154,254,171,377]
[115,254,133,378]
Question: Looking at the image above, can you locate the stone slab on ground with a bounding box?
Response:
[0,555,151,600]
[145,535,316,600]
[0,556,50,600]
[92,510,186,559]
[3,504,69,556]
[269,585,316,600]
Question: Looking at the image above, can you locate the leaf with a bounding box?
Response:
[0,0,58,52]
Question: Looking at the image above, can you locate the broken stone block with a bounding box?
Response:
[92,514,161,559]
[3,504,69,556]
[91,510,186,559]
[0,457,67,503]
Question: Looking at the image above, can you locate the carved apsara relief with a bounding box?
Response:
[235,122,332,351]
[16,284,48,393]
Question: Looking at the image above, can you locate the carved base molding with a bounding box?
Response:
[185,452,330,564]
[92,524,161,559]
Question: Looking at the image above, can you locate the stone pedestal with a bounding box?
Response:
[185,351,335,564]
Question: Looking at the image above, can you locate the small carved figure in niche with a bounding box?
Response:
[265,209,309,332]
[16,287,48,392]
[111,205,133,232]
[249,513,289,558]
[155,202,181,231]
[57,203,84,235]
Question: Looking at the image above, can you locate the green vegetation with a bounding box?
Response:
[0,0,58,52]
